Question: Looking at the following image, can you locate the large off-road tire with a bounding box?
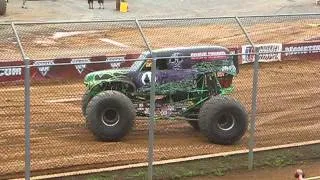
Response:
[85,90,136,141]
[199,95,248,145]
[81,89,93,117]
[0,0,7,16]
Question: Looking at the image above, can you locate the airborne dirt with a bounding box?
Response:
[0,59,319,179]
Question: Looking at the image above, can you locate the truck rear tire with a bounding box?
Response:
[85,90,136,141]
[0,0,7,16]
[199,95,248,145]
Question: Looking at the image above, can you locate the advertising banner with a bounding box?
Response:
[0,54,140,83]
[0,61,24,83]
[241,43,283,64]
[0,42,319,83]
[282,42,320,60]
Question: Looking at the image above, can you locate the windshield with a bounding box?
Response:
[129,52,149,71]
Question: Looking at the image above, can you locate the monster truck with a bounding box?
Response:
[0,0,7,16]
[82,46,248,145]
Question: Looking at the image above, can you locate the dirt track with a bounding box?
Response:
[1,1,320,179]
[0,14,319,180]
[0,59,319,179]
[1,17,319,61]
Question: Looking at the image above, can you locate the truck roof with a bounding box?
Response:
[143,45,230,58]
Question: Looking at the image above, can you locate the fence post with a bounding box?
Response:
[135,19,156,180]
[11,22,31,180]
[235,16,259,170]
[247,47,259,170]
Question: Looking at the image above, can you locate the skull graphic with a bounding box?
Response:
[169,52,183,70]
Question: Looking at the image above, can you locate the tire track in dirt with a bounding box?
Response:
[1,19,319,60]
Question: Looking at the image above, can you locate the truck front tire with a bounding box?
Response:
[85,90,136,141]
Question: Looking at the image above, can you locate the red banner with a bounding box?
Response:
[0,54,140,83]
[0,61,24,82]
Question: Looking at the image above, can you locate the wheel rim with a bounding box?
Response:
[101,109,120,127]
[217,114,235,131]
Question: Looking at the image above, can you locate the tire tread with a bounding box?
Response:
[199,95,248,145]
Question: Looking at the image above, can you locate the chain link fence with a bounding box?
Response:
[137,18,252,168]
[0,24,26,178]
[239,15,320,148]
[0,14,319,179]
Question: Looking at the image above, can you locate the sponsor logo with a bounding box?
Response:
[241,43,282,63]
[33,60,55,77]
[0,67,22,77]
[191,51,227,60]
[71,58,91,74]
[284,44,320,56]
[106,57,124,69]
[242,45,255,63]
[169,52,183,70]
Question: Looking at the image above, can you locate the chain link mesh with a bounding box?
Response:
[14,21,146,60]
[27,72,150,175]
[0,24,25,178]
[0,24,22,61]
[0,82,26,178]
[239,15,320,147]
[1,21,150,178]
[0,15,319,178]
[137,18,253,162]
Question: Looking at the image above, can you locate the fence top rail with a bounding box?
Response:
[0,48,317,69]
[0,13,319,25]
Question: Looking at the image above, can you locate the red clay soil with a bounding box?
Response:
[0,59,319,179]
[1,18,319,61]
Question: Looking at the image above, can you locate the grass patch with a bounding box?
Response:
[60,143,320,180]
[264,152,298,168]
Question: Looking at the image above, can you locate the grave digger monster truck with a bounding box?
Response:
[82,46,248,145]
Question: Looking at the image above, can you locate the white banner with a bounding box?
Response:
[241,43,282,64]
